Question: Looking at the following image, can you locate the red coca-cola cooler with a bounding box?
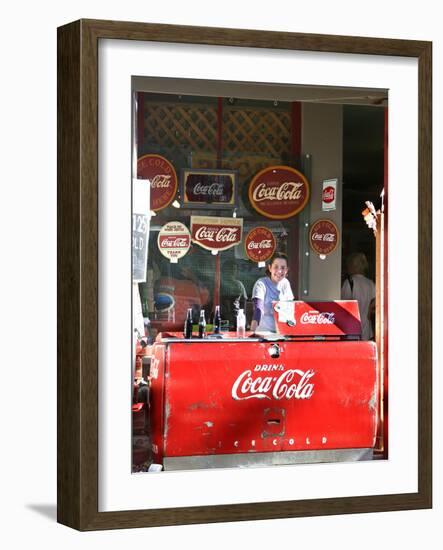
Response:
[149,300,378,470]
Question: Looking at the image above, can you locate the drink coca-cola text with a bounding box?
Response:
[232,368,315,401]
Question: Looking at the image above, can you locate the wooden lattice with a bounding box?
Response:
[223,107,291,158]
[144,103,217,152]
[142,100,292,163]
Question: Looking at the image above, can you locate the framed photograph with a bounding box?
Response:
[57,19,432,530]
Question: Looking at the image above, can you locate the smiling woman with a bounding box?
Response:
[250,252,293,333]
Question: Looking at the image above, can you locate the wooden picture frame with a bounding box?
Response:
[57,19,432,530]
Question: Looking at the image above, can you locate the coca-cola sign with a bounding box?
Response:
[244,226,276,263]
[232,365,315,401]
[191,216,243,252]
[322,178,337,211]
[182,169,236,210]
[248,165,310,219]
[272,300,362,338]
[137,154,178,212]
[309,219,339,256]
[158,221,191,263]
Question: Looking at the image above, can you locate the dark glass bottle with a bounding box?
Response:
[198,309,207,339]
[213,305,221,334]
[184,308,193,339]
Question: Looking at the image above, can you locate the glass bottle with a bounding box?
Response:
[213,305,221,334]
[184,308,193,339]
[198,309,207,339]
[236,308,246,338]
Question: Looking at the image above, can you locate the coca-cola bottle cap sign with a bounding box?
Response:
[245,227,276,263]
[137,154,178,212]
[322,178,337,211]
[190,215,243,252]
[309,219,340,256]
[248,165,310,219]
[158,221,191,263]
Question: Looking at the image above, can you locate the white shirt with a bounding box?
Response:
[252,276,294,332]
[341,274,376,340]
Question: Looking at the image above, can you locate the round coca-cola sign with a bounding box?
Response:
[248,165,310,219]
[158,221,191,263]
[245,227,276,263]
[309,219,340,256]
[137,154,178,212]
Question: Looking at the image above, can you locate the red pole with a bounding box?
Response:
[213,98,224,311]
[137,92,145,152]
[383,105,389,458]
[217,98,223,169]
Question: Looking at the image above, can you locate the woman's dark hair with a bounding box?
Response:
[266,251,289,276]
[268,251,288,265]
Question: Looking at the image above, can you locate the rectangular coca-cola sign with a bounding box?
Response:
[191,216,243,252]
[273,300,362,338]
[181,169,237,209]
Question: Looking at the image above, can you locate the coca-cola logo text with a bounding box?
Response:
[151,174,172,188]
[311,232,336,242]
[252,182,304,202]
[159,237,189,248]
[195,226,239,243]
[193,182,224,196]
[247,240,273,250]
[232,368,315,401]
[300,311,335,325]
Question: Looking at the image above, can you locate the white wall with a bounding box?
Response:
[1,1,441,548]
